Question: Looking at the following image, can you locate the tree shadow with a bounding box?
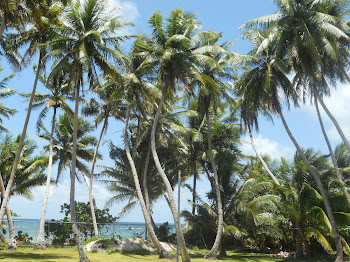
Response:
[0,251,72,261]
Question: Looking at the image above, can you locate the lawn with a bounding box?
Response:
[0,246,342,262]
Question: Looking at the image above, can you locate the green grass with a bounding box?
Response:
[0,245,345,262]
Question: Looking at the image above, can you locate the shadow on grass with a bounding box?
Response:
[216,254,274,261]
[0,251,72,261]
[221,254,339,262]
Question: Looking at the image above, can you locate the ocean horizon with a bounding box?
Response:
[2,219,176,242]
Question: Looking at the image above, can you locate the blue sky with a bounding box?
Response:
[2,0,350,224]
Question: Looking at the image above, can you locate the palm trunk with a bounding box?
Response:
[248,126,280,185]
[277,107,343,262]
[204,110,224,259]
[151,86,191,262]
[295,219,312,257]
[315,95,350,206]
[142,145,152,240]
[0,174,16,250]
[124,106,172,259]
[70,85,90,262]
[0,181,8,244]
[0,16,5,38]
[0,51,43,224]
[36,106,57,249]
[313,91,350,153]
[88,117,108,237]
[192,164,197,215]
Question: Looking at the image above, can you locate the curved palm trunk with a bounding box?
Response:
[315,96,350,206]
[142,145,152,240]
[277,107,343,262]
[124,106,172,259]
[71,86,90,262]
[36,107,57,249]
[192,164,197,215]
[88,117,108,237]
[0,51,43,224]
[314,91,350,153]
[151,87,191,262]
[204,111,224,260]
[0,174,16,250]
[248,126,280,185]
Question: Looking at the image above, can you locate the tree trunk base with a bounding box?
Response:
[159,250,175,259]
[7,243,17,250]
[34,242,47,250]
[181,257,191,262]
[296,242,303,258]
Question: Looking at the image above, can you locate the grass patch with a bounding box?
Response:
[121,248,152,256]
[83,236,105,246]
[0,244,346,261]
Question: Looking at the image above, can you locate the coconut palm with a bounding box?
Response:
[202,114,242,255]
[38,113,99,184]
[38,113,99,249]
[81,77,124,238]
[0,133,47,249]
[25,68,73,249]
[244,0,350,194]
[0,69,16,131]
[123,106,174,258]
[236,39,280,186]
[0,0,24,37]
[189,32,237,258]
[0,69,16,245]
[45,0,129,259]
[119,44,178,258]
[135,9,202,261]
[0,0,64,228]
[237,23,344,260]
[136,9,232,260]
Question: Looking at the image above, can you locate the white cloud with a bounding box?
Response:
[240,134,293,160]
[109,0,139,23]
[77,0,139,35]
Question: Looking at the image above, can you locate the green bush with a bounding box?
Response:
[154,222,176,243]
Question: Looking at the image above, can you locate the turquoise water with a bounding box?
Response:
[3,219,176,242]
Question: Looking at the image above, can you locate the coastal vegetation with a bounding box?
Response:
[0,0,350,261]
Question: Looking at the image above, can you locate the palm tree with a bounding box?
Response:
[0,0,64,228]
[81,78,124,238]
[116,41,192,257]
[135,9,200,261]
[0,134,48,249]
[237,46,280,186]
[123,106,173,258]
[203,114,242,255]
[0,69,17,246]
[185,99,205,216]
[136,10,229,260]
[245,0,350,178]
[0,69,16,131]
[38,113,98,184]
[45,0,128,259]
[189,32,237,258]
[0,0,23,37]
[26,67,73,249]
[237,23,344,260]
